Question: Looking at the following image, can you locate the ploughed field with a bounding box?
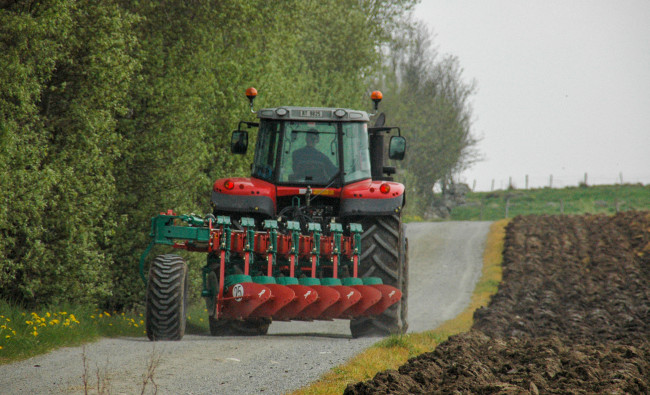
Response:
[346,212,650,394]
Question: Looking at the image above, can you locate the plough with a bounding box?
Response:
[140,211,401,337]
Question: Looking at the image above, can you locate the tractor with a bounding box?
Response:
[140,88,408,340]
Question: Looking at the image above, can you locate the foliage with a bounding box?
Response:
[0,0,139,305]
[450,184,650,221]
[1,0,423,308]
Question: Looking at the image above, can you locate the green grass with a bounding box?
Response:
[450,184,650,221]
[0,301,145,364]
[0,301,212,365]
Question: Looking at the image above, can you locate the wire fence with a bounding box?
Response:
[467,172,650,192]
[449,184,650,221]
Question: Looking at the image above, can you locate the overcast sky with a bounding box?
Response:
[415,0,650,191]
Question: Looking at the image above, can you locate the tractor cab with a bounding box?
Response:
[231,89,406,189]
[214,88,406,229]
[238,109,372,187]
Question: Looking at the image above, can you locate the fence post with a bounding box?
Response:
[505,197,510,218]
[525,174,529,189]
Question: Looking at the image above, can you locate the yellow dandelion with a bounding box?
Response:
[32,331,38,336]
[90,315,95,319]
[5,318,10,322]
[99,314,103,318]
[104,312,111,317]
[5,335,10,339]
[1,325,6,330]
[11,330,15,335]
[109,323,113,326]
[139,320,144,325]
[134,324,139,328]
[0,346,3,350]
[46,312,51,318]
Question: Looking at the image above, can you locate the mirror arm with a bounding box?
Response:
[237,121,259,131]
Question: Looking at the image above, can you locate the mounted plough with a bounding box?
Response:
[140,211,401,339]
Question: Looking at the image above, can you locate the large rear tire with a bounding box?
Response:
[350,214,408,337]
[146,254,188,341]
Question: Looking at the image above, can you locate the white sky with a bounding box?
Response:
[415,0,650,190]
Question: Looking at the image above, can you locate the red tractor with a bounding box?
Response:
[140,89,407,339]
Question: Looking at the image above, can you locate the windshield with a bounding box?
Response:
[278,121,339,184]
[253,120,371,185]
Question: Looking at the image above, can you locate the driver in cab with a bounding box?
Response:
[292,130,337,181]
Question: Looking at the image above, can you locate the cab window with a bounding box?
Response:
[342,122,371,184]
[277,121,339,184]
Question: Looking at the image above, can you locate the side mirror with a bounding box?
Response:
[388,136,406,160]
[231,130,248,154]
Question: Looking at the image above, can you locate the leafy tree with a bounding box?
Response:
[0,0,138,305]
[380,21,478,215]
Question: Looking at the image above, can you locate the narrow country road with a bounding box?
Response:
[0,221,491,394]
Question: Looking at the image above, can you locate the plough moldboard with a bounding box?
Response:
[140,211,402,324]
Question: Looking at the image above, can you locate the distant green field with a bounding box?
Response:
[449,184,650,221]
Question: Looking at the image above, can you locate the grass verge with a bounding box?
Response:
[290,219,508,395]
[0,302,210,365]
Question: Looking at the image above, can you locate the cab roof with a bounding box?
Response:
[257,106,370,122]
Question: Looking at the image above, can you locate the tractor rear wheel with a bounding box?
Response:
[350,214,408,337]
[146,254,188,341]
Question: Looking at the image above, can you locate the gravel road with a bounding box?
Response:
[0,221,491,394]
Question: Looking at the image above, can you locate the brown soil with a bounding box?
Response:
[346,212,650,394]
